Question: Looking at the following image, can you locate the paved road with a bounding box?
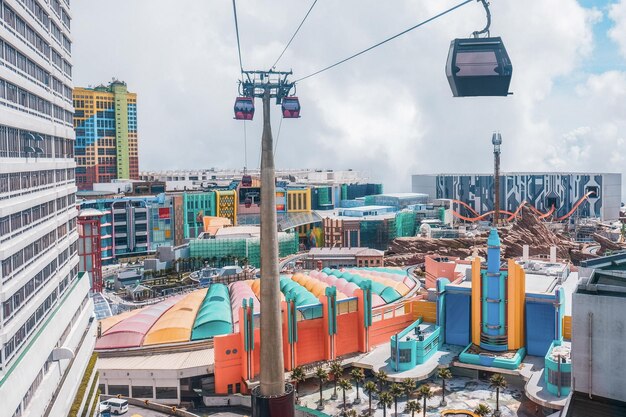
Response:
[124,404,172,417]
[124,405,250,417]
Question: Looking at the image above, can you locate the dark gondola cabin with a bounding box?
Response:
[446,37,512,97]
[234,97,254,120]
[281,97,301,118]
[241,175,252,187]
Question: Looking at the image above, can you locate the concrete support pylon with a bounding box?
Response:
[259,90,286,396]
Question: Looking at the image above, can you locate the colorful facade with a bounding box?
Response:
[215,190,238,225]
[182,192,217,238]
[286,188,311,212]
[74,81,138,190]
[79,195,176,263]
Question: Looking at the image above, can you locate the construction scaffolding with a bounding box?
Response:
[360,218,397,251]
[395,210,417,238]
[189,232,299,268]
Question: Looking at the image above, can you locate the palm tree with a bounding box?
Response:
[437,368,452,406]
[402,377,416,402]
[329,360,343,400]
[363,380,378,416]
[374,369,388,392]
[315,365,328,410]
[338,378,352,410]
[417,384,433,417]
[378,392,393,417]
[474,403,492,417]
[489,374,507,416]
[350,368,365,404]
[290,366,307,402]
[390,383,403,417]
[406,400,422,417]
[344,409,358,417]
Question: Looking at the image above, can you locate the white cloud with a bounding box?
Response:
[71,0,622,192]
[609,0,626,59]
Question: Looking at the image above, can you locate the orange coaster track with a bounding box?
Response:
[449,192,592,223]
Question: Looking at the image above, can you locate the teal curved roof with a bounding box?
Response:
[380,286,402,303]
[191,284,233,340]
[280,278,319,306]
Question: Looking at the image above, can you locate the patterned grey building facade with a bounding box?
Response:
[412,173,621,221]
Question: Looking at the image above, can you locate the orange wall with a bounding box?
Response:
[214,291,427,394]
[295,318,327,365]
[410,300,437,323]
[369,313,415,347]
[563,315,572,340]
[213,333,244,393]
[335,312,359,356]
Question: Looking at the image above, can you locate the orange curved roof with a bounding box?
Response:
[249,278,285,302]
[143,289,207,346]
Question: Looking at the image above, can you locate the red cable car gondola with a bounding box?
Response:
[281,97,301,118]
[234,97,254,120]
[241,175,252,187]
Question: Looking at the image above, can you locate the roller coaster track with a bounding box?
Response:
[554,192,593,221]
[449,193,592,223]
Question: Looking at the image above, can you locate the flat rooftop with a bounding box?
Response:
[308,247,384,257]
[402,323,437,341]
[576,269,626,298]
[373,193,428,198]
[449,260,576,296]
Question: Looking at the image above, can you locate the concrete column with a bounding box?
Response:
[259,91,285,396]
[523,245,529,261]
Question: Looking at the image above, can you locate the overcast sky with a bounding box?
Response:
[72,0,626,193]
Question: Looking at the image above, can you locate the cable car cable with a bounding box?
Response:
[274,116,284,157]
[271,0,319,70]
[243,120,248,172]
[472,0,491,37]
[232,0,244,74]
[294,0,473,83]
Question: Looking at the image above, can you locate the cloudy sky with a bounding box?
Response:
[72,0,626,192]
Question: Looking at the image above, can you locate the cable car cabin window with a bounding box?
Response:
[282,100,300,111]
[455,51,498,76]
[236,101,253,112]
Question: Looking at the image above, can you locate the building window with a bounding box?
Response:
[132,386,153,398]
[155,387,177,399]
[547,368,571,387]
[108,385,129,396]
[399,349,412,363]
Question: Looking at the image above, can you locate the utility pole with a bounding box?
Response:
[492,132,502,227]
[238,70,295,417]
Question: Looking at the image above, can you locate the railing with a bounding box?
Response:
[296,302,323,320]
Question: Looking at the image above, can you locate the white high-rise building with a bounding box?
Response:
[0,1,97,417]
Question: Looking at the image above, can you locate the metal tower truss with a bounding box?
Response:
[239,70,295,103]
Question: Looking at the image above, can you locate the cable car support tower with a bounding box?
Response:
[239,69,297,416]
